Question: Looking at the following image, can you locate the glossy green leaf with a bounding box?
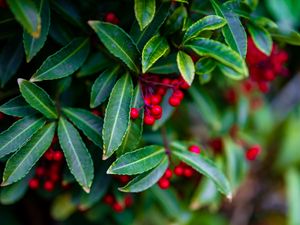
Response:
[0,172,33,205]
[176,51,195,85]
[30,38,90,81]
[131,2,170,50]
[62,107,103,147]
[286,168,300,225]
[89,21,140,73]
[7,0,41,38]
[102,74,133,159]
[119,156,168,192]
[171,142,232,198]
[183,15,226,42]
[90,66,120,108]
[142,35,169,73]
[163,5,187,35]
[0,95,37,117]
[0,115,46,159]
[148,54,179,74]
[134,0,156,30]
[0,38,24,88]
[18,79,58,119]
[108,145,165,175]
[218,63,245,80]
[2,122,56,186]
[185,38,248,76]
[247,23,272,55]
[58,117,94,193]
[268,27,300,46]
[195,57,216,75]
[118,84,144,155]
[23,0,50,62]
[211,0,247,57]
[77,52,112,77]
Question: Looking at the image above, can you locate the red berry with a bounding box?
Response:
[36,167,45,176]
[144,115,155,125]
[130,108,139,119]
[168,96,181,107]
[103,194,115,205]
[44,181,54,192]
[157,87,166,96]
[188,145,201,154]
[144,96,152,105]
[29,178,39,189]
[174,166,184,176]
[91,109,101,116]
[151,95,162,105]
[151,105,162,116]
[158,178,170,189]
[162,78,171,85]
[180,81,190,89]
[53,151,63,161]
[183,167,194,177]
[119,175,130,184]
[173,90,184,100]
[258,82,269,93]
[44,150,53,161]
[0,112,5,120]
[164,168,172,179]
[246,145,261,161]
[112,202,124,213]
[104,12,119,24]
[124,195,133,207]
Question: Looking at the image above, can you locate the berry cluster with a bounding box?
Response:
[103,194,133,213]
[104,12,119,25]
[130,74,190,126]
[157,145,201,190]
[29,136,64,192]
[246,37,288,93]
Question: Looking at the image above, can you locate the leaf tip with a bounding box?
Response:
[17,78,25,86]
[87,20,97,28]
[227,193,233,202]
[118,187,128,192]
[83,186,91,193]
[102,154,109,160]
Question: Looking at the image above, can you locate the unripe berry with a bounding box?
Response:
[130,108,139,119]
[144,115,155,125]
[158,178,170,189]
[188,145,201,154]
[168,96,181,107]
[151,105,162,116]
[29,178,39,189]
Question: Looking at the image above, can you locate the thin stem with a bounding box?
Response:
[161,126,171,156]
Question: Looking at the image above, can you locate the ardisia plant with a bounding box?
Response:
[1,0,300,224]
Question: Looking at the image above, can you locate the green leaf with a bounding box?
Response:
[88,21,140,73]
[119,156,168,192]
[108,145,165,175]
[117,84,144,155]
[148,54,179,74]
[18,79,58,119]
[183,15,226,42]
[142,35,169,73]
[7,0,41,38]
[102,74,133,159]
[90,66,120,108]
[131,2,170,50]
[0,115,46,159]
[171,142,232,198]
[185,38,248,76]
[286,168,300,225]
[195,57,216,75]
[268,27,300,46]
[247,23,272,55]
[2,122,56,186]
[62,107,103,148]
[0,38,24,88]
[176,51,195,85]
[218,63,245,80]
[23,0,50,62]
[0,172,33,205]
[211,0,247,57]
[163,5,187,35]
[30,38,90,81]
[0,95,37,117]
[134,0,156,30]
[77,52,112,77]
[58,117,94,193]
[49,16,73,45]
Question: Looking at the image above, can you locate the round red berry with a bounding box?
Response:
[29,178,39,189]
[164,168,172,179]
[53,151,63,161]
[174,166,184,176]
[130,108,139,119]
[112,202,124,213]
[144,115,155,125]
[158,178,170,189]
[157,87,166,96]
[246,145,261,161]
[188,145,201,154]
[151,105,162,116]
[180,81,190,89]
[144,96,152,105]
[183,167,194,177]
[44,181,54,192]
[124,195,133,207]
[36,167,45,176]
[103,194,115,205]
[168,96,181,107]
[173,90,184,100]
[151,95,162,105]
